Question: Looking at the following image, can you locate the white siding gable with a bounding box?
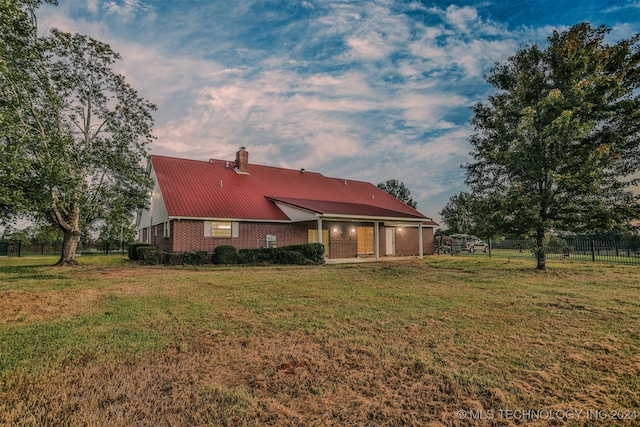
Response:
[273,202,318,222]
[139,166,169,228]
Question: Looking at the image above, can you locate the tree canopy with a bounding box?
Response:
[0,0,155,265]
[377,179,417,209]
[465,23,640,269]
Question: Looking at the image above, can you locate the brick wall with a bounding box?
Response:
[153,221,174,253]
[326,221,358,258]
[172,220,314,253]
[167,219,434,257]
[394,226,434,256]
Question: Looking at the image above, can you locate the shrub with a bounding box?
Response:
[274,250,310,265]
[137,246,162,264]
[159,251,212,265]
[213,245,238,264]
[128,243,152,260]
[179,250,211,265]
[162,252,183,266]
[236,244,325,265]
[281,243,325,264]
[237,247,278,264]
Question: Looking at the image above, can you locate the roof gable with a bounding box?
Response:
[151,155,431,222]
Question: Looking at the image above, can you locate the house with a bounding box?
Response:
[137,148,437,260]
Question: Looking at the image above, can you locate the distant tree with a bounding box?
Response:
[439,192,476,235]
[0,1,155,265]
[466,23,640,270]
[95,203,138,248]
[0,226,31,244]
[377,179,417,209]
[0,223,62,245]
[439,192,505,239]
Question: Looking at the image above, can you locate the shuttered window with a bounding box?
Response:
[204,221,239,238]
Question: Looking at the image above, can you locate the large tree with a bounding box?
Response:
[377,179,417,209]
[0,0,155,265]
[466,23,640,270]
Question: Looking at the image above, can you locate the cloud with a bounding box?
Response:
[39,0,639,221]
[102,0,151,18]
[444,5,479,33]
[86,0,99,14]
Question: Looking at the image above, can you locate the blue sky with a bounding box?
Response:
[39,0,640,224]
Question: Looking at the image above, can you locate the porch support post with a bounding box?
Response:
[374,221,380,260]
[418,222,424,259]
[317,218,323,246]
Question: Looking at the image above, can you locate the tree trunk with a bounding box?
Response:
[55,229,80,266]
[535,229,546,270]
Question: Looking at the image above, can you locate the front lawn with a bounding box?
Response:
[1,256,638,425]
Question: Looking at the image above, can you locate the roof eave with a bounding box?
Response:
[318,213,430,223]
[168,216,292,223]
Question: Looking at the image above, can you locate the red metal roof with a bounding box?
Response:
[151,155,433,222]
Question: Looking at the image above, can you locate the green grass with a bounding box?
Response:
[1,256,639,425]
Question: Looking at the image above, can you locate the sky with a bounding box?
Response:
[38,0,640,225]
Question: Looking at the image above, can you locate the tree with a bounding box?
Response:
[439,192,476,235]
[466,23,640,270]
[377,179,417,209]
[0,1,155,265]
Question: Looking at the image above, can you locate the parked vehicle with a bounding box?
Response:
[450,234,488,253]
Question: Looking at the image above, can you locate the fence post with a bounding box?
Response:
[590,241,595,262]
[41,243,44,256]
[488,238,492,258]
[105,242,109,255]
[18,240,21,257]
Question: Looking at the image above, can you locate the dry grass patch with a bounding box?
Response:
[0,290,104,324]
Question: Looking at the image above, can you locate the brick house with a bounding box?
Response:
[137,148,437,260]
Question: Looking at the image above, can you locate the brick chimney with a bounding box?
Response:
[235,147,249,174]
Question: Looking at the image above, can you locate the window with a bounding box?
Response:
[211,221,232,237]
[163,221,170,238]
[204,221,239,237]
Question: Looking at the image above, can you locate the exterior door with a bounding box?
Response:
[386,228,396,255]
[308,229,329,257]
[357,226,374,255]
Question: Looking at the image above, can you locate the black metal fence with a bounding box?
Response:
[435,238,640,266]
[0,241,128,257]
